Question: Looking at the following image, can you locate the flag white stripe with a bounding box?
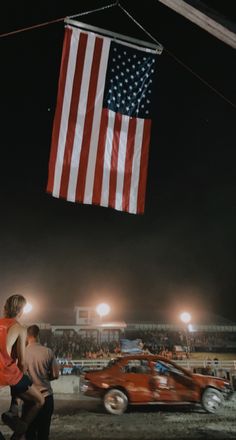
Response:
[67,33,96,202]
[49,26,153,214]
[83,38,111,204]
[100,110,115,207]
[115,115,129,211]
[52,29,78,197]
[129,119,144,214]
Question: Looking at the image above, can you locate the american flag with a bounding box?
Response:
[47,25,158,214]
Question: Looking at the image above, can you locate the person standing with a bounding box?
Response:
[23,325,59,440]
[0,294,44,440]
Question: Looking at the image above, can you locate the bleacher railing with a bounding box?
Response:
[70,358,236,371]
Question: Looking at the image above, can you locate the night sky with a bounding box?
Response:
[1,1,236,326]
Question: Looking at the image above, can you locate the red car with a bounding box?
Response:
[80,354,233,415]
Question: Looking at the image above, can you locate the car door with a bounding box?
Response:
[150,360,198,402]
[121,360,153,402]
[149,361,178,401]
[168,368,199,401]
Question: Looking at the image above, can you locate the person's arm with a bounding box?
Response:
[16,326,27,373]
[49,354,60,381]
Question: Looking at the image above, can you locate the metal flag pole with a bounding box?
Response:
[64,17,163,54]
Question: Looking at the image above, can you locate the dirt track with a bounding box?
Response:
[1,393,236,440]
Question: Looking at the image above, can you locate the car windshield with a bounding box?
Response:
[155,360,185,376]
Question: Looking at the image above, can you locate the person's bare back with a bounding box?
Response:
[0,294,44,440]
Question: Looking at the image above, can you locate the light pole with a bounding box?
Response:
[96,303,110,346]
[180,312,191,357]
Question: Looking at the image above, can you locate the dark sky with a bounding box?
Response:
[1,1,236,325]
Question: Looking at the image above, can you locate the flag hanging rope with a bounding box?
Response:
[66,1,163,52]
[164,47,236,110]
[65,1,119,20]
[0,1,235,109]
[0,17,65,38]
[117,2,163,49]
[0,2,118,38]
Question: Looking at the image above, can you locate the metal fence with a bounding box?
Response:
[71,358,236,371]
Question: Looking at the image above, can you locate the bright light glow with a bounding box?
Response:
[96,303,110,318]
[100,321,126,328]
[180,312,191,324]
[23,302,33,314]
[188,323,193,332]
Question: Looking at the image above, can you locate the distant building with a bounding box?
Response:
[75,306,98,326]
[48,308,236,345]
[51,306,126,343]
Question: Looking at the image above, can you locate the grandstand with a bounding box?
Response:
[32,307,236,359]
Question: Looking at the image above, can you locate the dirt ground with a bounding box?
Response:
[1,393,236,440]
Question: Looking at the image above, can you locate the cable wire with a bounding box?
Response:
[118,2,163,49]
[116,2,236,109]
[0,2,235,109]
[0,17,65,38]
[164,47,236,109]
[0,2,117,38]
[69,1,118,19]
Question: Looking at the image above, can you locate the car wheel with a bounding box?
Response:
[104,389,128,415]
[201,387,224,413]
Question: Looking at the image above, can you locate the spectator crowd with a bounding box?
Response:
[38,328,236,361]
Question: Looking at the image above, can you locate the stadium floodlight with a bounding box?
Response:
[96,303,110,318]
[180,312,191,324]
[180,312,192,357]
[23,302,33,314]
[96,303,110,346]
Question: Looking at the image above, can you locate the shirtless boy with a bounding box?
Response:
[0,294,44,440]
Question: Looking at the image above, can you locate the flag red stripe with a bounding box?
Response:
[75,37,103,202]
[46,27,72,194]
[108,113,122,209]
[137,119,152,214]
[122,118,137,212]
[47,25,156,214]
[59,32,88,199]
[92,109,109,205]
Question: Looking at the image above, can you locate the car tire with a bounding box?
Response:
[104,388,128,415]
[201,387,224,413]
